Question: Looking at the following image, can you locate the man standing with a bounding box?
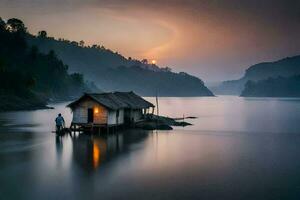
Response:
[55,113,65,133]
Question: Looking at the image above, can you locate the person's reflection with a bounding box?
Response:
[55,135,63,159]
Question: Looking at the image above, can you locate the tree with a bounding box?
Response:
[29,46,39,60]
[71,41,79,46]
[25,76,36,88]
[38,30,47,38]
[0,17,6,30]
[79,40,85,47]
[70,73,84,88]
[48,50,56,59]
[7,18,27,33]
[162,67,172,72]
[141,59,148,64]
[0,58,6,72]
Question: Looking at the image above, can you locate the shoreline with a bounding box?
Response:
[0,105,54,112]
[0,95,215,112]
[0,95,53,112]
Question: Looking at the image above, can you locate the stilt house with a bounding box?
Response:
[67,92,155,128]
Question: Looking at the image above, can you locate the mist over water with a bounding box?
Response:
[146,96,300,134]
[1,96,300,200]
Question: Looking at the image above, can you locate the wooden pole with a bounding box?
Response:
[155,92,159,129]
[156,92,159,117]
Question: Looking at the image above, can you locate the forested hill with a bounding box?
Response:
[27,31,213,96]
[0,18,96,111]
[241,75,300,97]
[213,56,300,95]
[244,56,300,81]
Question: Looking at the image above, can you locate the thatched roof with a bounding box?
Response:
[67,92,154,110]
[114,92,155,109]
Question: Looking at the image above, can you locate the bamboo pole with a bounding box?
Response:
[156,92,159,117]
[156,91,159,129]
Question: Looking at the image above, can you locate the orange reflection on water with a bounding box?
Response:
[93,143,100,168]
[92,139,108,168]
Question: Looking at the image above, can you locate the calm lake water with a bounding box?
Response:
[1,96,300,200]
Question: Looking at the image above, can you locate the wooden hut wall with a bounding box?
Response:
[72,99,108,124]
[131,109,143,122]
[107,109,124,125]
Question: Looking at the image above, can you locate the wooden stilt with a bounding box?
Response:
[116,133,120,151]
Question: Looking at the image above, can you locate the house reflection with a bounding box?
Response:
[67,130,149,172]
[70,134,110,171]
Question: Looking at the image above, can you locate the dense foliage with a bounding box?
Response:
[27,30,213,96]
[0,18,90,110]
[241,75,300,97]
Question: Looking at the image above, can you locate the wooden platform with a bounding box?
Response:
[70,123,123,134]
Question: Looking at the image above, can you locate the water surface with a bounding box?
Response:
[1,96,300,200]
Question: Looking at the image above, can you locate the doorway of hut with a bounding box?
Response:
[87,108,94,123]
[124,108,132,126]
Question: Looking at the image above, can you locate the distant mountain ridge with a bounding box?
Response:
[213,55,300,95]
[27,35,214,97]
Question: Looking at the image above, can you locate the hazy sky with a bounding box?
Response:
[0,0,300,82]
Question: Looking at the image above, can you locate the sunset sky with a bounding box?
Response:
[0,0,299,82]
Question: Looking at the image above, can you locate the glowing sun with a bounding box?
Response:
[151,60,157,65]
